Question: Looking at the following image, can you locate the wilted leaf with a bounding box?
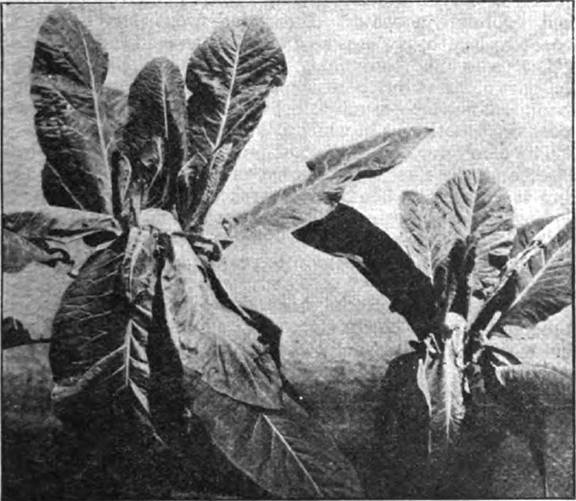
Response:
[225,128,432,242]
[498,214,572,328]
[433,169,515,297]
[2,229,71,272]
[193,382,364,499]
[3,207,121,242]
[294,204,436,339]
[120,58,187,210]
[400,191,455,279]
[157,216,283,409]
[32,8,118,213]
[179,17,287,230]
[492,364,573,409]
[2,317,49,349]
[49,229,157,435]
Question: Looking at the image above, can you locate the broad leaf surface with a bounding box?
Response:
[49,229,157,432]
[433,169,515,296]
[32,8,118,213]
[121,58,187,209]
[499,215,572,328]
[400,190,453,278]
[179,17,287,229]
[225,128,432,241]
[193,382,364,499]
[294,204,436,339]
[158,224,283,409]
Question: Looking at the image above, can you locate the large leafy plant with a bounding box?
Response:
[295,168,573,496]
[2,8,432,498]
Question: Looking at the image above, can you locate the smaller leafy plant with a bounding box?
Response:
[295,168,573,497]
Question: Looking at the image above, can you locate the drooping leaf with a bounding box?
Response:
[32,8,117,213]
[2,229,71,272]
[193,382,364,499]
[433,169,515,297]
[120,58,187,210]
[400,191,453,279]
[492,364,573,410]
[1,317,50,349]
[294,203,436,339]
[224,128,433,242]
[498,215,572,328]
[148,209,283,409]
[49,228,157,435]
[3,207,121,242]
[179,17,287,230]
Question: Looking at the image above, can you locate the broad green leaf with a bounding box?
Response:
[1,317,49,349]
[2,229,71,272]
[120,58,187,210]
[224,128,432,242]
[153,209,283,409]
[400,190,453,279]
[32,8,117,213]
[433,169,515,296]
[193,382,365,499]
[49,228,157,434]
[179,17,287,230]
[498,215,572,328]
[492,364,572,409]
[294,204,436,339]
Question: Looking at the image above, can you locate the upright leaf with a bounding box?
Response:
[400,190,453,278]
[49,229,157,435]
[294,204,436,339]
[179,17,287,229]
[193,382,364,499]
[152,210,283,409]
[419,327,466,453]
[497,215,572,328]
[32,8,116,213]
[433,169,515,296]
[225,128,433,242]
[120,58,187,210]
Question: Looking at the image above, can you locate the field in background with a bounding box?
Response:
[2,236,573,498]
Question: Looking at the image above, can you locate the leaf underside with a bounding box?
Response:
[193,382,365,499]
[294,203,436,339]
[32,8,121,214]
[179,17,287,230]
[225,127,433,242]
[499,215,572,328]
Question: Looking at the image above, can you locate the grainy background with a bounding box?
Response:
[2,3,573,498]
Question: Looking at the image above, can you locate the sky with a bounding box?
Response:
[2,3,573,379]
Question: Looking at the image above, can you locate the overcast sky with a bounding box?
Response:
[3,3,572,235]
[3,4,573,374]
